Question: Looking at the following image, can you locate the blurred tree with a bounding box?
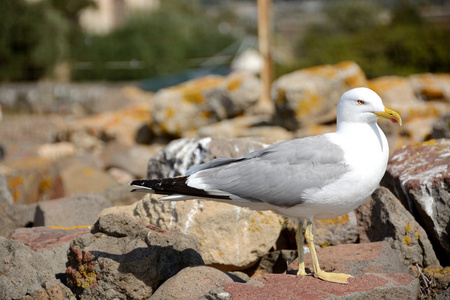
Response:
[0,0,68,81]
[291,0,450,78]
[72,0,236,81]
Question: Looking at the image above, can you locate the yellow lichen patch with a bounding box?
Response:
[250,218,255,223]
[368,76,407,93]
[77,263,97,289]
[410,139,437,150]
[227,77,242,91]
[83,168,93,177]
[200,110,212,120]
[295,92,322,117]
[39,177,53,193]
[218,252,223,257]
[415,232,420,239]
[404,235,412,245]
[305,65,338,78]
[180,77,223,104]
[319,241,331,248]
[165,107,174,119]
[318,214,350,226]
[405,223,412,233]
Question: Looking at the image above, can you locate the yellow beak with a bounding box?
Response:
[373,107,402,126]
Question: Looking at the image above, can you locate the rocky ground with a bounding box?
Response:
[0,61,449,299]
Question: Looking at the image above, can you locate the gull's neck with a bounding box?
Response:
[335,120,388,154]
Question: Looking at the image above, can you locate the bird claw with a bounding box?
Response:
[314,270,352,284]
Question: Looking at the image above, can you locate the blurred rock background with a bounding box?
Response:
[0,0,449,299]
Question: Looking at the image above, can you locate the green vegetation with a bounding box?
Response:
[290,0,450,78]
[71,0,236,81]
[0,0,68,81]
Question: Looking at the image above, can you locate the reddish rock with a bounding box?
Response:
[8,226,91,252]
[288,242,408,277]
[381,139,450,261]
[218,273,418,300]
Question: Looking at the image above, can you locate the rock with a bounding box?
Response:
[151,71,260,137]
[35,194,111,227]
[37,142,76,161]
[190,115,294,141]
[0,202,36,237]
[289,242,409,276]
[272,61,367,130]
[103,144,162,178]
[431,112,450,139]
[56,103,151,148]
[368,76,448,147]
[0,174,13,204]
[356,187,440,271]
[422,266,450,294]
[203,273,419,300]
[59,158,117,196]
[0,237,75,300]
[381,139,450,263]
[151,266,236,300]
[436,287,450,300]
[409,73,450,102]
[202,242,418,300]
[102,183,143,207]
[3,157,65,204]
[8,226,91,276]
[147,137,276,178]
[65,214,203,299]
[106,194,284,270]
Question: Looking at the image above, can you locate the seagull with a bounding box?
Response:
[130,87,402,284]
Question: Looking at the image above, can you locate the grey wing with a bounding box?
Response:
[187,135,349,207]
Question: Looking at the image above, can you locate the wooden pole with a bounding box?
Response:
[257,0,273,112]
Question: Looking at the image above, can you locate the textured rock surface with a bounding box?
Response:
[272,61,367,130]
[3,157,64,204]
[0,174,13,205]
[356,187,440,271]
[203,242,418,300]
[147,137,276,178]
[0,202,36,237]
[431,113,450,139]
[381,139,450,262]
[8,226,91,276]
[103,194,284,270]
[151,266,237,300]
[151,71,260,137]
[35,194,111,227]
[0,236,75,300]
[65,214,203,299]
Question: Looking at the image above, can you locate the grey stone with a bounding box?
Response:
[431,113,450,139]
[150,266,235,300]
[0,202,36,237]
[356,187,440,271]
[35,193,111,227]
[0,237,75,300]
[0,174,13,205]
[381,139,450,263]
[66,214,204,299]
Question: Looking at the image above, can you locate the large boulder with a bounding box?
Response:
[271,61,367,130]
[34,194,111,227]
[147,137,277,178]
[381,139,450,263]
[0,236,75,300]
[356,187,440,271]
[203,242,419,300]
[65,214,203,299]
[151,72,260,137]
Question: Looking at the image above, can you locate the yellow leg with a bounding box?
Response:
[304,220,352,284]
[296,220,307,276]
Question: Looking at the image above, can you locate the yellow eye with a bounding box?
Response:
[356,100,365,105]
